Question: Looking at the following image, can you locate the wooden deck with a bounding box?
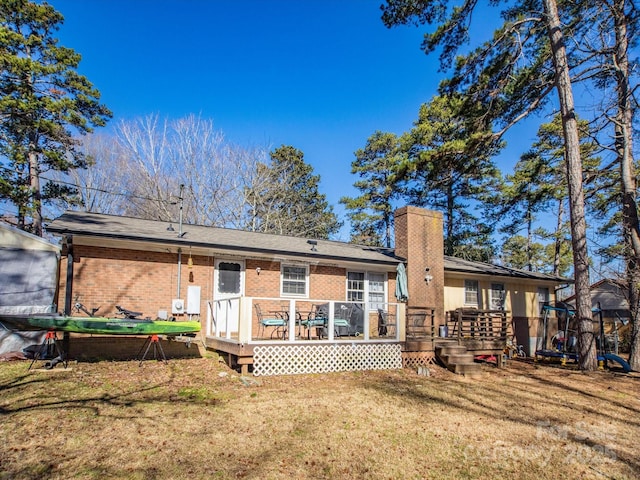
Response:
[204,307,510,375]
[446,308,509,353]
[204,337,255,374]
[403,307,509,371]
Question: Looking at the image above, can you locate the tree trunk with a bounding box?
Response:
[553,200,564,277]
[25,44,43,237]
[28,150,43,237]
[543,0,597,370]
[612,0,640,370]
[526,202,533,271]
[445,179,454,256]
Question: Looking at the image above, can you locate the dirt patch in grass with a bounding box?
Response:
[0,357,638,479]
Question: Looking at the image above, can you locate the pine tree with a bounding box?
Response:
[246,145,342,239]
[500,114,600,276]
[397,94,502,261]
[340,131,400,247]
[381,0,599,370]
[0,0,111,235]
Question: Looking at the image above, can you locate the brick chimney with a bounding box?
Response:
[394,206,444,324]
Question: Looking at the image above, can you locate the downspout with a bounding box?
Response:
[176,184,185,299]
[64,235,73,315]
[63,235,74,354]
[177,248,182,298]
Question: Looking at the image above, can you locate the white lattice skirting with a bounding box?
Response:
[253,343,403,376]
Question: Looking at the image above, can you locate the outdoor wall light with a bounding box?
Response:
[256,267,261,275]
[307,239,318,252]
[167,224,175,232]
[424,267,433,284]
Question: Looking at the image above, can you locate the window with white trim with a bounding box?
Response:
[490,283,505,310]
[217,261,242,294]
[537,287,550,314]
[464,280,479,306]
[368,272,386,310]
[347,271,387,309]
[347,272,365,302]
[281,265,308,297]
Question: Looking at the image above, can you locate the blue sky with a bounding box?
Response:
[49,0,535,238]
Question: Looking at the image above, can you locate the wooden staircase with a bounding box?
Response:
[434,339,483,377]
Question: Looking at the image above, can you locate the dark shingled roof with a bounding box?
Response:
[46,211,399,266]
[444,255,569,283]
[47,211,570,282]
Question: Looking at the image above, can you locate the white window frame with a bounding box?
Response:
[346,270,387,310]
[367,272,387,311]
[464,279,479,307]
[347,271,365,303]
[214,259,245,299]
[490,283,505,310]
[537,287,550,314]
[280,264,309,298]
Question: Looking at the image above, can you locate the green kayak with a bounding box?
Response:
[0,314,201,335]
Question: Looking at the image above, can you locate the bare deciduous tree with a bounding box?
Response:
[114,114,268,227]
[51,114,270,230]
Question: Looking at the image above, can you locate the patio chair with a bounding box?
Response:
[302,304,328,339]
[254,303,287,339]
[334,304,353,337]
[377,308,397,337]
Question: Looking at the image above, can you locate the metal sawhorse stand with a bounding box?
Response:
[137,334,167,366]
[29,330,67,370]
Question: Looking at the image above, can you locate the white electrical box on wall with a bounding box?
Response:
[186,286,201,315]
[172,299,185,314]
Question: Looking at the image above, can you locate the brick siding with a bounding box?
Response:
[394,206,445,324]
[59,245,398,320]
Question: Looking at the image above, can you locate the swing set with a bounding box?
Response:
[535,304,631,372]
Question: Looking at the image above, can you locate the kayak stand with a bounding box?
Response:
[138,334,167,366]
[29,330,67,370]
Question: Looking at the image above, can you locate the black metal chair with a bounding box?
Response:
[254,304,287,339]
[377,308,397,337]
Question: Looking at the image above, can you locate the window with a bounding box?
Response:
[464,280,479,306]
[490,283,505,310]
[537,287,550,314]
[347,271,387,309]
[347,272,365,302]
[368,273,386,310]
[281,265,308,296]
[217,262,241,294]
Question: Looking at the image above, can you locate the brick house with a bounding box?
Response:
[45,206,566,373]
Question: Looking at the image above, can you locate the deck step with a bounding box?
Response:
[444,353,475,364]
[452,362,482,376]
[434,341,483,378]
[435,345,468,357]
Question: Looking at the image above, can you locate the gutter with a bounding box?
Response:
[46,228,401,267]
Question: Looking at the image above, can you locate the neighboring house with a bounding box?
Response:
[566,278,631,322]
[45,206,567,373]
[563,279,631,352]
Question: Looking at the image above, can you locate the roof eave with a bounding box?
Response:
[48,229,400,267]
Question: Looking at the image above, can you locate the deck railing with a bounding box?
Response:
[447,308,509,343]
[405,307,436,340]
[206,296,404,344]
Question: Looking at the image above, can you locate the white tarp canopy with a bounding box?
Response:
[0,223,61,354]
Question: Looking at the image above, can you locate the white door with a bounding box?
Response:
[211,259,244,337]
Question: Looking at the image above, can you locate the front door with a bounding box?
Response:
[210,259,244,337]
